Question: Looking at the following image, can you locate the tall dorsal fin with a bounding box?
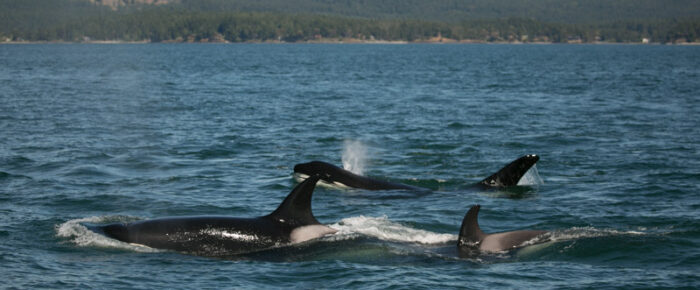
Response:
[458,205,486,246]
[267,174,322,226]
[478,154,539,187]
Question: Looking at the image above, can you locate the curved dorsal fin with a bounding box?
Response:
[267,174,322,226]
[458,205,486,246]
[478,154,539,187]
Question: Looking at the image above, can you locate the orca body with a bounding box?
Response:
[94,175,336,256]
[457,205,548,255]
[293,154,540,191]
[294,161,425,191]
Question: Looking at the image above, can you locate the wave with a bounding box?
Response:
[329,216,456,245]
[548,226,645,241]
[0,171,32,180]
[62,165,122,178]
[55,216,162,253]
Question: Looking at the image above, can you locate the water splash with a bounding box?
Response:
[329,216,456,245]
[342,140,368,175]
[517,164,544,186]
[516,227,649,257]
[55,216,161,253]
[548,226,645,242]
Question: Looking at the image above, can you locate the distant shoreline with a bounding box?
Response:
[3,39,699,45]
[5,2,699,47]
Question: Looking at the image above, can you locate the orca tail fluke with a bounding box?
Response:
[267,174,322,226]
[478,154,539,187]
[458,205,485,246]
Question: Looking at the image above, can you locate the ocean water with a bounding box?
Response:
[1,43,699,288]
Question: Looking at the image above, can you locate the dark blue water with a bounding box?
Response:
[1,44,699,288]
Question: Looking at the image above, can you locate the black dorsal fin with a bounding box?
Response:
[267,174,322,226]
[458,205,486,246]
[478,154,539,187]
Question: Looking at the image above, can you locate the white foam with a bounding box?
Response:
[516,227,647,256]
[547,226,645,242]
[329,216,456,245]
[342,140,368,175]
[55,216,161,253]
[517,164,544,186]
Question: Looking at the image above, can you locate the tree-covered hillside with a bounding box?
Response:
[1,0,699,43]
[169,0,700,24]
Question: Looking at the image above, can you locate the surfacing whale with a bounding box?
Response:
[92,174,336,256]
[457,204,548,256]
[293,154,540,191]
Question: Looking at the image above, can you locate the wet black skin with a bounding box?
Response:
[99,216,294,255]
[294,161,424,191]
[95,175,328,256]
[293,154,540,191]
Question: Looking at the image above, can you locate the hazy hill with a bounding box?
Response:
[93,0,700,24]
[1,0,699,43]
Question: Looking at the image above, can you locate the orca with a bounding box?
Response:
[294,161,425,191]
[457,205,548,255]
[93,174,337,256]
[293,154,540,191]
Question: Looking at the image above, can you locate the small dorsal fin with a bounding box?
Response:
[478,154,539,187]
[458,205,486,246]
[267,174,322,226]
